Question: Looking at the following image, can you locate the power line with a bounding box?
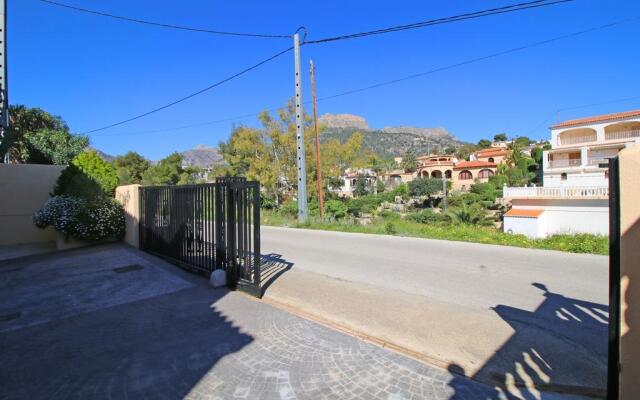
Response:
[303,0,575,44]
[82,46,293,134]
[93,17,637,138]
[38,0,291,39]
[557,95,640,112]
[315,17,638,102]
[525,95,640,136]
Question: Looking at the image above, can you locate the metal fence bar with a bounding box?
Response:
[139,179,260,296]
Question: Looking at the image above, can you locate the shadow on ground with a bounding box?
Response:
[260,253,294,296]
[0,246,254,400]
[448,283,608,399]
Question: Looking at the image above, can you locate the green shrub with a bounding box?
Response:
[346,194,383,216]
[406,209,442,224]
[33,195,125,241]
[445,203,494,226]
[378,210,400,220]
[278,201,298,218]
[539,234,608,255]
[261,196,276,210]
[53,150,119,198]
[384,221,397,235]
[325,199,348,219]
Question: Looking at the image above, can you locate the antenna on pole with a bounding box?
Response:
[309,59,324,219]
[293,31,308,222]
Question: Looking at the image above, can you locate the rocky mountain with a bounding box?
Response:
[318,114,467,158]
[319,113,369,130]
[90,148,115,163]
[180,145,223,168]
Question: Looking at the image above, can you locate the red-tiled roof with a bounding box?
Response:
[475,148,509,156]
[453,160,496,170]
[504,208,544,218]
[551,109,640,129]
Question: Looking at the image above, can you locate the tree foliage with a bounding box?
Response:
[53,150,119,198]
[353,175,369,197]
[142,153,197,185]
[400,150,418,172]
[112,151,150,184]
[493,133,508,141]
[408,177,442,197]
[1,105,88,164]
[219,99,367,206]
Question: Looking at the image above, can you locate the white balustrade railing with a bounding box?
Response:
[503,185,609,198]
[604,129,640,141]
[548,158,582,168]
[558,135,596,146]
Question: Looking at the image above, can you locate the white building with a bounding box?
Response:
[503,109,640,238]
[331,169,377,197]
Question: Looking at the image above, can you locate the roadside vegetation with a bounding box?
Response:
[262,205,608,255]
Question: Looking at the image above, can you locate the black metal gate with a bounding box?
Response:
[139,178,261,297]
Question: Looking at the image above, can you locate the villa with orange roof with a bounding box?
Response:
[502,109,640,238]
[451,160,496,191]
[470,147,511,165]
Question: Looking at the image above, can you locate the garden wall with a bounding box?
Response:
[0,164,64,245]
[115,184,140,248]
[619,145,640,399]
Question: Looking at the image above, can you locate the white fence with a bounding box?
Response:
[503,185,609,198]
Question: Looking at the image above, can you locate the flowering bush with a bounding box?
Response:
[34,195,125,242]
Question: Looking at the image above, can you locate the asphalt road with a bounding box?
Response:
[261,226,608,312]
[260,226,610,395]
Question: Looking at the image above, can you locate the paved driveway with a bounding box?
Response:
[0,244,540,400]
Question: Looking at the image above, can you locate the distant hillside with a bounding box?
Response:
[318,114,467,157]
[90,148,115,163]
[180,145,223,168]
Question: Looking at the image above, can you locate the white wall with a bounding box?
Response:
[544,170,608,188]
[506,199,609,237]
[504,217,543,238]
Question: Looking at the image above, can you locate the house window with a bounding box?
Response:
[561,173,567,181]
[488,157,494,163]
[605,170,609,180]
[459,170,473,180]
[478,169,494,179]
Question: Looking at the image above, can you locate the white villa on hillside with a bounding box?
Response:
[503,109,640,238]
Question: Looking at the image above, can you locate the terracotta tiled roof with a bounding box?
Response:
[551,109,640,129]
[453,160,496,170]
[504,208,544,218]
[475,148,509,156]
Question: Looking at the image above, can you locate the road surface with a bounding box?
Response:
[261,226,608,311]
[260,226,609,396]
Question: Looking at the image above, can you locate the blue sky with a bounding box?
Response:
[10,0,640,160]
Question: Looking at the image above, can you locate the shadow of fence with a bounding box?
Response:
[259,253,294,296]
[448,282,608,399]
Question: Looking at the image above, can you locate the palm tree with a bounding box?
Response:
[445,203,494,226]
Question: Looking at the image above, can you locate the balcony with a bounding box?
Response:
[558,135,596,146]
[548,158,581,168]
[605,129,640,141]
[503,186,609,199]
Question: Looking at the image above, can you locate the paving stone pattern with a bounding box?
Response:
[0,245,577,400]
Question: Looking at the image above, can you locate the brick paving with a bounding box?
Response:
[0,244,577,399]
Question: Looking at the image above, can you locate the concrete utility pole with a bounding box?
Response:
[0,0,8,163]
[293,32,308,222]
[441,177,448,211]
[309,60,324,219]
